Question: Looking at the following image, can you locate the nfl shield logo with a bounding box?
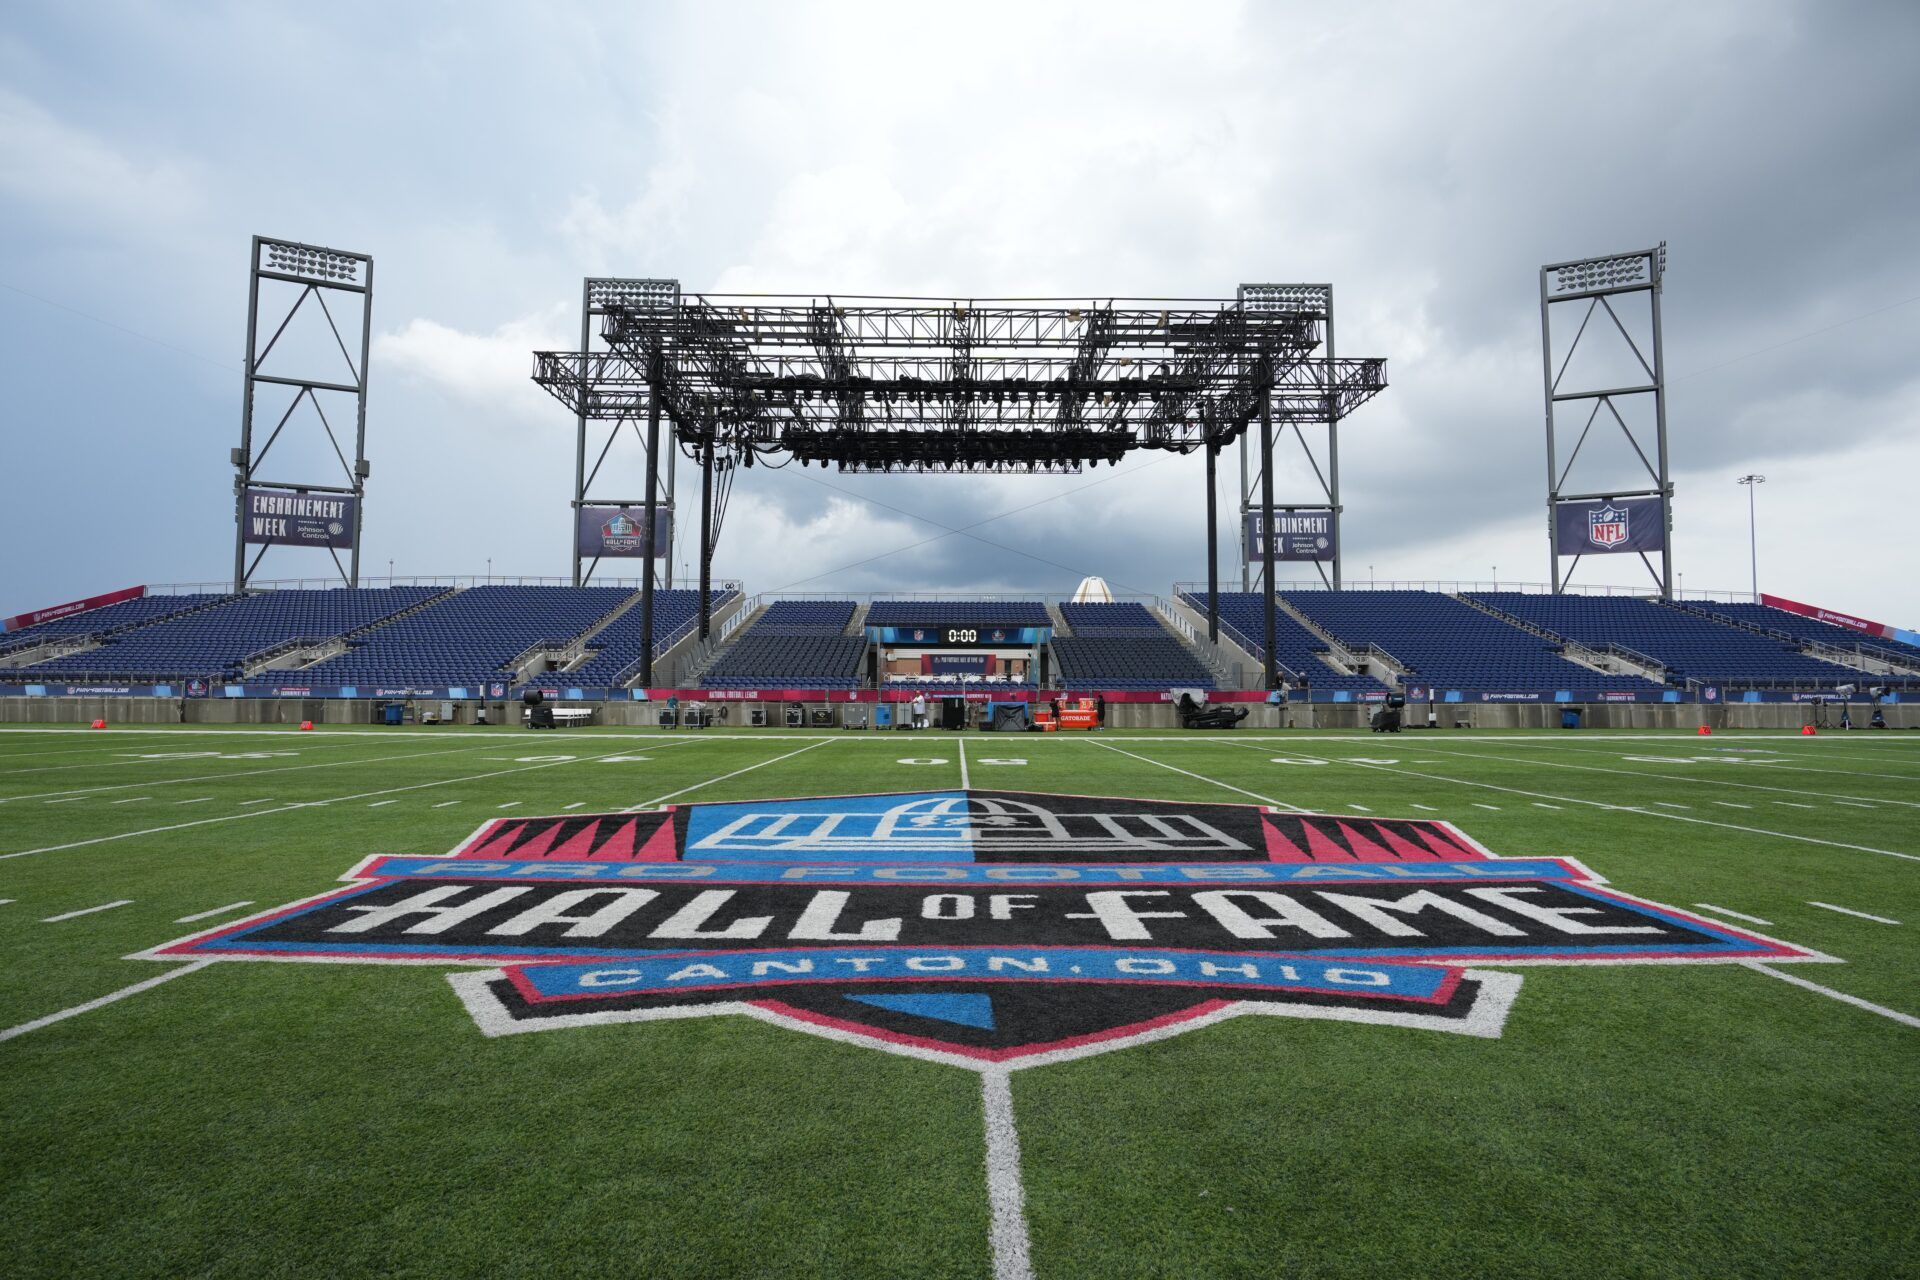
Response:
[1588,504,1629,548]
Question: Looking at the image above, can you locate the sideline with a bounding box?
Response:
[0,961,214,1045]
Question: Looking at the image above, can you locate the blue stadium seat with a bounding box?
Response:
[16,588,444,682]
[1176,592,1386,693]
[1470,593,1865,688]
[701,600,865,689]
[1285,590,1625,692]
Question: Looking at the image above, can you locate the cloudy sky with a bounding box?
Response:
[4,1,1917,621]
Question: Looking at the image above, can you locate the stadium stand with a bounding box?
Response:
[1285,589,1632,691]
[0,593,233,655]
[1051,601,1215,689]
[17,588,444,681]
[702,600,866,689]
[550,588,739,687]
[865,599,1051,628]
[1470,593,1865,688]
[1681,601,1920,666]
[1176,591,1387,693]
[276,586,631,688]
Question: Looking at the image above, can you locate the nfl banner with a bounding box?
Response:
[1554,496,1665,555]
[578,504,671,559]
[1244,509,1337,562]
[242,488,356,549]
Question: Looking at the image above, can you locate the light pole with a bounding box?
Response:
[1737,474,1765,601]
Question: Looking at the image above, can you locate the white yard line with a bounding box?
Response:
[433,800,463,808]
[0,741,711,863]
[629,739,833,811]
[1347,803,1372,812]
[0,961,214,1045]
[239,798,276,806]
[1775,801,1814,809]
[43,797,82,805]
[1090,741,1305,811]
[175,901,255,923]
[1410,803,1438,812]
[109,797,151,805]
[1833,801,1876,809]
[368,799,399,807]
[1472,803,1501,810]
[1226,744,1920,863]
[562,802,586,810]
[1744,962,1920,1030]
[982,1070,1036,1280]
[1694,903,1773,926]
[959,738,971,790]
[1402,742,1920,811]
[1714,802,1753,810]
[1531,802,1563,810]
[1471,737,1920,787]
[42,899,133,922]
[0,741,507,804]
[172,797,214,805]
[1654,802,1691,809]
[1807,901,1902,925]
[0,898,14,906]
[496,801,522,809]
[0,735,372,778]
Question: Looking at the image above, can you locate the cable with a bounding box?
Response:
[0,280,237,372]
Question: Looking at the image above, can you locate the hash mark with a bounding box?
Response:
[432,800,462,808]
[1807,901,1901,925]
[1715,802,1753,809]
[110,797,151,805]
[176,901,254,923]
[368,800,399,807]
[1531,802,1563,810]
[42,900,133,922]
[1472,803,1501,810]
[173,797,214,805]
[563,802,587,810]
[1693,903,1773,926]
[497,801,522,809]
[1347,804,1372,812]
[1410,803,1438,812]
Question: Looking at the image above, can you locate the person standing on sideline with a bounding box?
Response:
[912,692,928,730]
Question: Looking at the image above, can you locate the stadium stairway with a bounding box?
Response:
[1457,594,1669,683]
[1276,596,1407,686]
[1673,600,1920,679]
[246,587,458,678]
[1163,596,1262,687]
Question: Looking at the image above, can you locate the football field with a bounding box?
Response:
[1,724,1915,1279]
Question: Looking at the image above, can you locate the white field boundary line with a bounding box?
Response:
[1743,962,1920,1030]
[1091,741,1306,811]
[0,960,214,1045]
[1694,903,1773,926]
[0,739,717,863]
[42,899,133,922]
[982,1069,1036,1280]
[1807,901,1902,925]
[1458,737,1920,787]
[1221,743,1920,863]
[627,740,832,812]
[959,737,971,790]
[1400,741,1920,811]
[0,740,510,804]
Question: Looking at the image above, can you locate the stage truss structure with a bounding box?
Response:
[231,237,373,590]
[533,285,1386,688]
[1539,243,1674,596]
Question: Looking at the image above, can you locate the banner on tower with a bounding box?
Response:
[1553,496,1665,555]
[242,487,356,549]
[578,504,671,559]
[1244,508,1337,563]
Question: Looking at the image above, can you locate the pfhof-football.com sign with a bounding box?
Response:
[145,791,1824,1071]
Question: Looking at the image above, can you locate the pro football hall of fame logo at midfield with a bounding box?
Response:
[145,791,1826,1071]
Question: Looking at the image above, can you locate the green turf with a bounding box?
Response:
[1,725,1915,1278]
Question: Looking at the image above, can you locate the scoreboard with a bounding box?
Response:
[868,626,1048,648]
